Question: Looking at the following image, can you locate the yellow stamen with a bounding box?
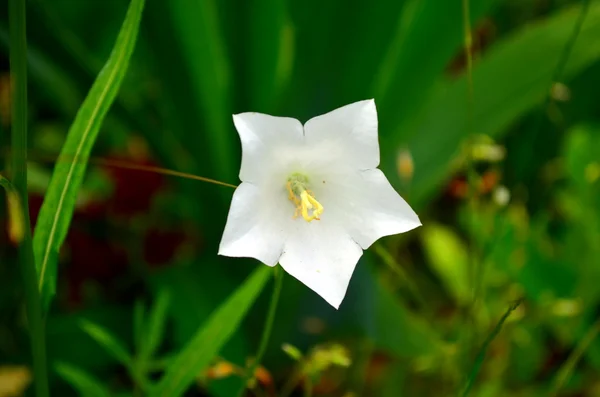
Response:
[286,174,324,222]
[300,191,323,222]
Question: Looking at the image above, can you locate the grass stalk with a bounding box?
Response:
[460,0,482,390]
[235,266,283,397]
[9,0,50,396]
[461,300,522,397]
[548,318,600,397]
[529,0,591,147]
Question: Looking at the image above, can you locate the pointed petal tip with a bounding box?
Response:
[217,247,280,268]
[216,245,229,258]
[231,112,255,123]
[405,216,423,233]
[232,112,250,124]
[321,294,342,310]
[361,98,376,108]
[414,216,423,228]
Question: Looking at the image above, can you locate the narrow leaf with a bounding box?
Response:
[80,319,133,369]
[55,361,111,397]
[166,0,234,182]
[462,300,523,397]
[32,0,145,312]
[140,289,171,362]
[375,0,499,139]
[152,266,271,397]
[399,3,600,205]
[371,267,444,358]
[248,0,294,110]
[133,299,146,354]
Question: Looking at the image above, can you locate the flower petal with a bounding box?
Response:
[233,113,304,184]
[321,168,421,249]
[279,221,363,309]
[219,182,288,266]
[303,99,379,170]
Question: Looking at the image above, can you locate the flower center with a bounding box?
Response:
[286,173,324,222]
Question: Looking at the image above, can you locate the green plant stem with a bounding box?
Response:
[9,1,50,396]
[462,0,478,309]
[548,318,600,397]
[235,266,283,397]
[461,300,522,397]
[551,0,591,82]
[525,0,591,174]
[540,0,591,119]
[460,0,481,388]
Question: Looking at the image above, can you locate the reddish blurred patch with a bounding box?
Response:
[365,352,394,387]
[66,231,129,306]
[27,150,187,308]
[447,169,500,199]
[143,227,187,268]
[0,73,11,127]
[102,155,164,218]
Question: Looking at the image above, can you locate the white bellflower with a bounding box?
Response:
[219,100,421,309]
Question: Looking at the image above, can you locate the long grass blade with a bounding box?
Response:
[548,319,600,397]
[461,300,522,397]
[152,266,271,397]
[32,0,146,312]
[8,0,50,395]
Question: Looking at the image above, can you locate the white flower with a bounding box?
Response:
[219,99,421,309]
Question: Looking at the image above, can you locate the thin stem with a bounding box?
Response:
[2,148,238,189]
[548,318,600,397]
[552,0,591,81]
[461,300,522,397]
[9,1,50,396]
[460,0,481,389]
[235,266,283,397]
[530,0,591,142]
[462,0,477,305]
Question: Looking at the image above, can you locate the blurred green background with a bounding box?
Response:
[1,0,600,396]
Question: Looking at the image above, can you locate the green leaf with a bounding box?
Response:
[80,319,133,369]
[55,361,111,397]
[47,306,132,371]
[356,257,443,359]
[421,223,470,304]
[133,299,146,354]
[247,0,294,110]
[375,0,499,139]
[401,3,600,205]
[139,289,171,362]
[147,259,251,397]
[165,0,234,182]
[152,266,271,397]
[375,284,444,358]
[32,0,145,312]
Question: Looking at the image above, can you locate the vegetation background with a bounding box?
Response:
[1,0,600,396]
